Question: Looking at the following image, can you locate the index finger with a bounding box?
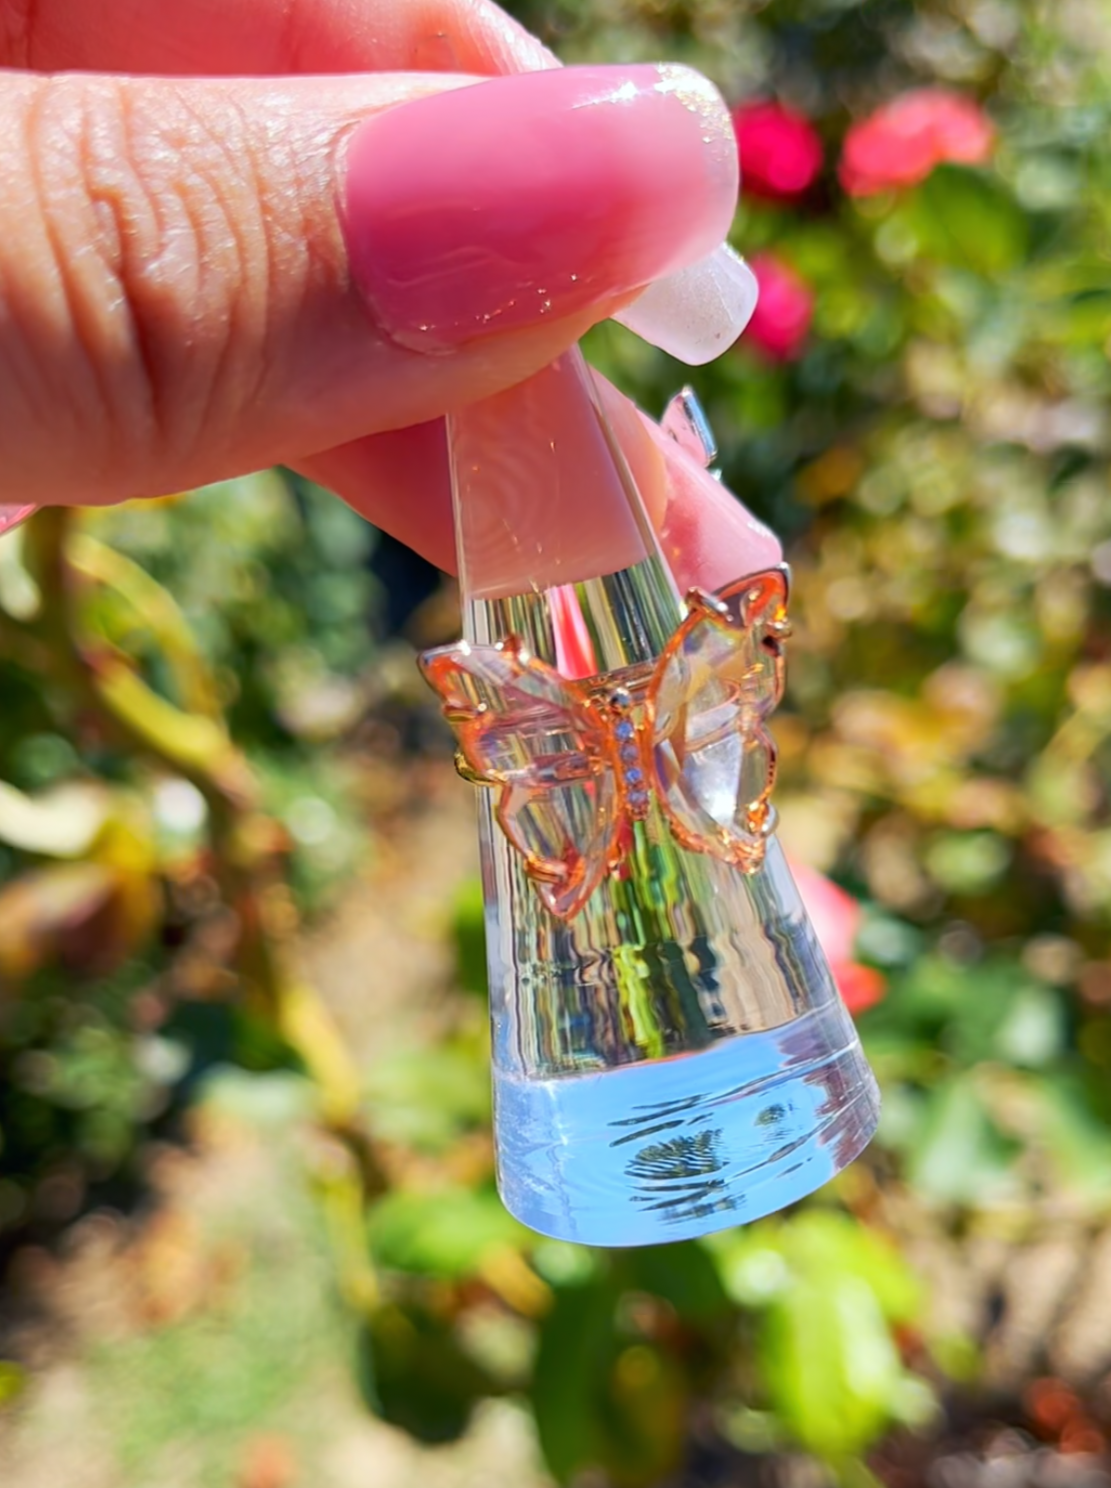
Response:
[3,0,555,75]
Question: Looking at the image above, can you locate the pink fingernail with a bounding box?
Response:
[0,504,36,537]
[450,352,657,600]
[646,426,783,594]
[342,64,738,352]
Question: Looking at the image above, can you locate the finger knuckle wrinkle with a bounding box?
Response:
[28,78,273,464]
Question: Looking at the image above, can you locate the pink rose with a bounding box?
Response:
[733,100,824,201]
[789,860,887,1015]
[839,88,994,197]
[743,253,814,362]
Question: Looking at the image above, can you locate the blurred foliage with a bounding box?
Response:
[4,0,1111,1485]
[0,482,381,1242]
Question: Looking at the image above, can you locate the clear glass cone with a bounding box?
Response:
[446,351,879,1246]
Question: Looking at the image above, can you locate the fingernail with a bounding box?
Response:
[0,504,36,537]
[343,64,738,352]
[643,420,783,594]
[615,245,760,365]
[590,371,780,592]
[449,351,659,599]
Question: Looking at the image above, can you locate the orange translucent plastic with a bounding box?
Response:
[419,567,789,920]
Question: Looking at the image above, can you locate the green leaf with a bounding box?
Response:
[924,831,1011,895]
[1039,287,1111,347]
[368,1186,527,1280]
[758,1273,903,1458]
[714,1213,933,1462]
[907,1076,1020,1205]
[196,1067,315,1129]
[718,1212,920,1326]
[532,1240,599,1287]
[622,1240,730,1327]
[783,1212,921,1325]
[912,165,1029,276]
[356,1303,495,1445]
[531,1275,622,1485]
[531,1274,687,1488]
[451,878,488,997]
[1034,1074,1111,1200]
[715,1234,793,1307]
[872,955,1049,1073]
[995,984,1065,1068]
[363,1042,490,1152]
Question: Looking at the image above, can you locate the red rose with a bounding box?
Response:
[733,100,824,201]
[839,88,994,197]
[743,253,814,362]
[789,859,887,1016]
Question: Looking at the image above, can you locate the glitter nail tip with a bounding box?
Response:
[614,244,759,366]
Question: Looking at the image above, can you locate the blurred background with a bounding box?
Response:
[3,1,1111,1484]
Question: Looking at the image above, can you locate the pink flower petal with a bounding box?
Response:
[733,101,824,201]
[840,88,993,197]
[743,253,814,361]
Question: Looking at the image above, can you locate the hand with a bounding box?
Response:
[0,0,780,580]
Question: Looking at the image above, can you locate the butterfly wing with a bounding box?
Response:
[419,639,621,918]
[647,569,789,870]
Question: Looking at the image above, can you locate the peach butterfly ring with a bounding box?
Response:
[419,568,791,921]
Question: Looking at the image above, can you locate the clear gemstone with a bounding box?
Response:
[649,575,786,860]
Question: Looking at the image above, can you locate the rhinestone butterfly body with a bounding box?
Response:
[420,567,790,921]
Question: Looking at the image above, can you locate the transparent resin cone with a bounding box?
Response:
[423,350,879,1247]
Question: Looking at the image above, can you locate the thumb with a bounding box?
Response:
[3,63,737,506]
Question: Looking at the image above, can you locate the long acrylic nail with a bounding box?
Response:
[450,351,659,601]
[645,419,782,593]
[343,64,738,352]
[615,245,760,366]
[590,375,782,592]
